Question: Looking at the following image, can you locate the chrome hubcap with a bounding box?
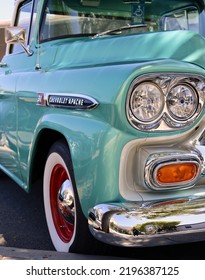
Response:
[57,179,75,226]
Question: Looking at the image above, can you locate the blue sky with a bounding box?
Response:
[0,0,14,21]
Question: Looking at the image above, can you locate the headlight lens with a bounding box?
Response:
[167,84,198,120]
[130,82,164,122]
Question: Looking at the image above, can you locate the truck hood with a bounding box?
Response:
[51,30,205,70]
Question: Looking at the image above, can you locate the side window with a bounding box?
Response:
[12,0,37,54]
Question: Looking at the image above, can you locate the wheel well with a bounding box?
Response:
[30,129,68,186]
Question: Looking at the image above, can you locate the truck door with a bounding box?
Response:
[0,0,36,182]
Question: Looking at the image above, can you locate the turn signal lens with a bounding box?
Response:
[156,163,198,184]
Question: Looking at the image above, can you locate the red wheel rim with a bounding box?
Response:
[50,164,74,243]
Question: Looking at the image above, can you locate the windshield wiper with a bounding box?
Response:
[93,24,147,38]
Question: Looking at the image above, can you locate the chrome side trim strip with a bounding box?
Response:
[37,92,99,110]
[88,194,205,247]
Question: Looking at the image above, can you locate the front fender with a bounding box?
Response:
[29,112,130,217]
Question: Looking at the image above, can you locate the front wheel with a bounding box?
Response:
[43,140,91,253]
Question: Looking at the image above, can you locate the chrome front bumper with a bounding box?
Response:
[88,194,205,247]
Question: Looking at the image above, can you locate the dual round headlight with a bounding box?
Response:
[167,84,198,121]
[129,80,199,128]
[130,82,164,123]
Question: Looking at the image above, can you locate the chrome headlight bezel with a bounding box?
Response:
[126,74,205,131]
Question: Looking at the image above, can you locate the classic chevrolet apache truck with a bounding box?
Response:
[1,0,205,254]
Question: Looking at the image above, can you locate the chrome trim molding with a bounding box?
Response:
[88,194,205,247]
[37,92,99,110]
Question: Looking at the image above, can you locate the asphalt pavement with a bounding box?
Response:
[0,246,121,260]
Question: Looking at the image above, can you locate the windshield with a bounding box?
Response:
[39,0,203,42]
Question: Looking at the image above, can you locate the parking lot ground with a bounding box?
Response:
[0,246,123,260]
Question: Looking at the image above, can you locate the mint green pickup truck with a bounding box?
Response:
[1,0,205,254]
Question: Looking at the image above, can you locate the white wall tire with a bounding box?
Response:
[43,142,76,252]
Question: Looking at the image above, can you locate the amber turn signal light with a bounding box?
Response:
[156,163,198,184]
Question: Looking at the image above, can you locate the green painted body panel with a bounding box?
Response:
[1,0,205,218]
[36,30,205,70]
